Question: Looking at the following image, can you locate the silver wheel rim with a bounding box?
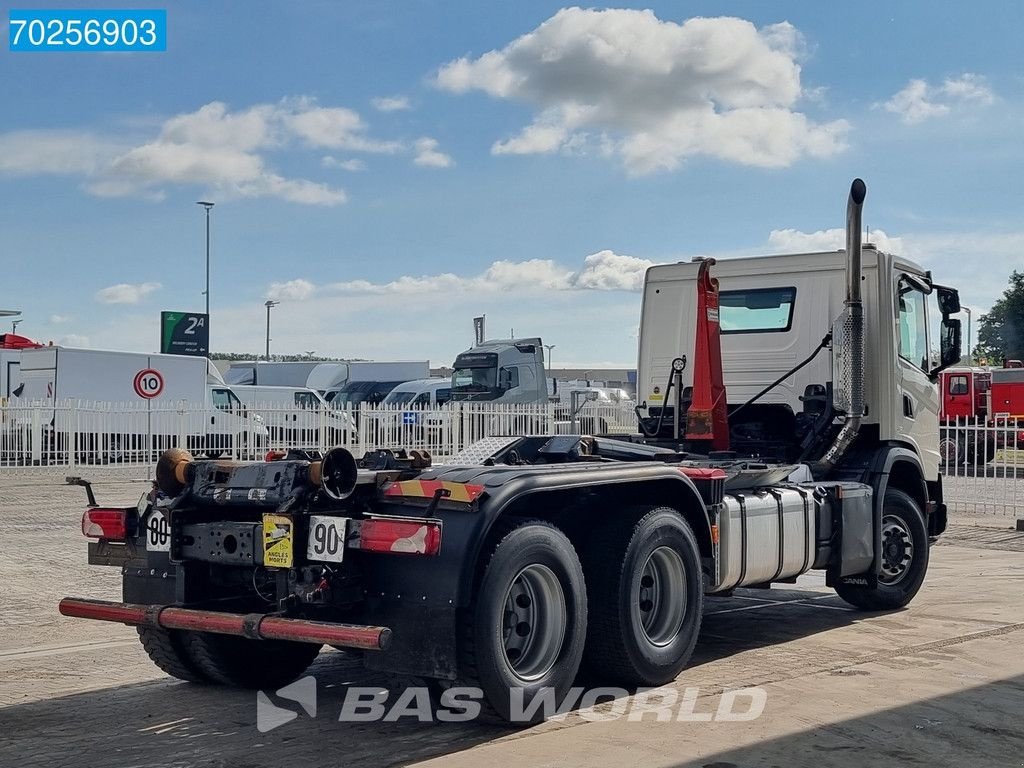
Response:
[501,564,567,681]
[879,515,914,585]
[939,437,961,465]
[634,546,687,647]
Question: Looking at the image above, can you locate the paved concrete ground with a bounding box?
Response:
[1,477,1022,767]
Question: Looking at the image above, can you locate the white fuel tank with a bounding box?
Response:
[712,487,816,592]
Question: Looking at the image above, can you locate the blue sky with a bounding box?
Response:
[2,1,1022,366]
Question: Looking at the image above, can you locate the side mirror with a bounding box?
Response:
[935,285,961,315]
[930,317,962,380]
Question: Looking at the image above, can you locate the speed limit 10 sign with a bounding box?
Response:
[133,368,164,399]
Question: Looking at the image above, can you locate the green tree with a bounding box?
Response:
[975,271,1024,365]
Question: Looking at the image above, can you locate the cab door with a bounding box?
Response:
[894,275,940,477]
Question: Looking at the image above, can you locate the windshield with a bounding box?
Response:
[453,366,496,392]
[383,390,417,406]
[332,381,375,406]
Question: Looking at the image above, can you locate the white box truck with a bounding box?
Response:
[16,347,266,461]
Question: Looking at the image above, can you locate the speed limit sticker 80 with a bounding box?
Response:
[306,516,348,563]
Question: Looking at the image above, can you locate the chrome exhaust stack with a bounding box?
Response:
[818,178,867,473]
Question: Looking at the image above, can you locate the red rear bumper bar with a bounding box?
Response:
[59,597,392,651]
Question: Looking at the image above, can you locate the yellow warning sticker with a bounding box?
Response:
[262,514,294,568]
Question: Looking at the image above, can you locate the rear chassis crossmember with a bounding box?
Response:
[58,597,392,651]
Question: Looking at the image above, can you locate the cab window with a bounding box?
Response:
[436,388,451,405]
[211,388,232,411]
[294,391,317,409]
[499,367,520,390]
[948,375,969,395]
[898,278,929,371]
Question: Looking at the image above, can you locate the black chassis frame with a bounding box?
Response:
[108,437,937,682]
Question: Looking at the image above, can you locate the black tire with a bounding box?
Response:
[835,489,929,611]
[582,506,704,686]
[458,521,587,724]
[181,632,321,689]
[137,627,210,684]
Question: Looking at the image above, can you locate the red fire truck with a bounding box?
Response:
[939,364,1024,466]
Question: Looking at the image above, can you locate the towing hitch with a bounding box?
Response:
[58,597,392,651]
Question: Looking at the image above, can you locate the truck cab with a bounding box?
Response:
[939,367,990,423]
[450,337,547,404]
[638,248,960,491]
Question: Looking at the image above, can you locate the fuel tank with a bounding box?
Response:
[713,487,816,592]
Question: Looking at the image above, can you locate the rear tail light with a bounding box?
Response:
[81,508,129,540]
[355,518,442,556]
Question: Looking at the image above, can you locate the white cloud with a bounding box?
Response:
[94,282,161,305]
[767,227,903,254]
[292,249,653,298]
[879,73,995,124]
[268,278,316,301]
[371,95,412,112]
[0,130,118,176]
[572,250,652,291]
[436,8,847,174]
[322,156,367,171]
[49,314,70,324]
[413,137,454,168]
[0,97,411,206]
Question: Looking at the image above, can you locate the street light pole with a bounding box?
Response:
[265,300,279,360]
[196,201,214,318]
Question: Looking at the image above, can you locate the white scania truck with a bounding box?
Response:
[62,180,961,724]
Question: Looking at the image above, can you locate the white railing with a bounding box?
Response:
[0,399,641,476]
[941,416,1024,517]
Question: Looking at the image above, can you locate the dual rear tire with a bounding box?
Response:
[137,627,320,690]
[458,510,703,722]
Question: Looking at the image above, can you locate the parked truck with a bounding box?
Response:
[61,180,962,724]
[446,338,616,434]
[15,347,266,461]
[0,333,42,399]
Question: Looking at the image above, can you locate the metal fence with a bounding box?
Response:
[0,399,639,477]
[941,416,1024,518]
[4,400,1021,519]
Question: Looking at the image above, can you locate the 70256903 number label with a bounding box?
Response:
[9,9,166,52]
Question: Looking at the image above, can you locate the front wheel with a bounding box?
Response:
[582,506,704,685]
[835,489,929,611]
[459,521,587,723]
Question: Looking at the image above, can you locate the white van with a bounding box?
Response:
[232,385,352,447]
[381,378,453,408]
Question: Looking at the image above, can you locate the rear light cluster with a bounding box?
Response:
[354,519,442,556]
[81,508,131,540]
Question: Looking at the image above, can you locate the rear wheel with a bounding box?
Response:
[582,506,704,685]
[939,429,965,468]
[835,489,929,611]
[458,521,587,723]
[182,632,321,689]
[136,627,210,684]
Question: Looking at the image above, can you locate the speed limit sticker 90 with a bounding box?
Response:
[307,516,348,563]
[133,368,164,399]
